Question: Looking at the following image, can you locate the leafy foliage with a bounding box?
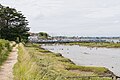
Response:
[0,4,30,42]
[38,32,49,39]
[0,39,11,65]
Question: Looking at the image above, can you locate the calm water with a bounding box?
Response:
[42,44,120,76]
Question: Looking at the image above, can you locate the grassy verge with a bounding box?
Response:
[0,39,12,65]
[13,43,112,80]
[69,42,120,48]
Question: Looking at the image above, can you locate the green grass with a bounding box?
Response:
[0,39,12,65]
[65,64,111,75]
[69,42,120,48]
[13,43,112,80]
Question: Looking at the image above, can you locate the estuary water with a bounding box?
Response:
[42,44,120,76]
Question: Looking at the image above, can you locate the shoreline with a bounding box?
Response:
[49,50,120,79]
[41,45,116,77]
[41,44,120,78]
[13,43,116,80]
[68,42,120,48]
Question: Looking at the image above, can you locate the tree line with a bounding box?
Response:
[0,4,30,42]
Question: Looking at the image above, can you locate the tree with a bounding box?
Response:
[38,32,49,39]
[0,4,30,42]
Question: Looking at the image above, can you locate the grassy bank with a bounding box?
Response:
[13,43,112,80]
[0,39,12,65]
[69,42,120,48]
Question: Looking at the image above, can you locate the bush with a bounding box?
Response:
[0,39,12,65]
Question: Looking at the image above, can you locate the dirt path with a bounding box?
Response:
[0,44,18,80]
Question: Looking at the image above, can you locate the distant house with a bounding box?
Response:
[28,32,39,42]
[29,36,39,42]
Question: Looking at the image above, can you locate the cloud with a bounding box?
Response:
[1,0,120,36]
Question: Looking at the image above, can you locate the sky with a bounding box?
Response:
[1,0,120,37]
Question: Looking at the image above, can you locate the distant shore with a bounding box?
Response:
[68,42,120,48]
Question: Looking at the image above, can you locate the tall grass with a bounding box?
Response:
[0,39,12,65]
[13,43,112,80]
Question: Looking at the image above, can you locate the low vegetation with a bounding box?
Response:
[69,42,120,48]
[13,43,112,80]
[0,39,12,65]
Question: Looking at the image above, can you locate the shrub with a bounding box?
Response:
[0,39,12,65]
